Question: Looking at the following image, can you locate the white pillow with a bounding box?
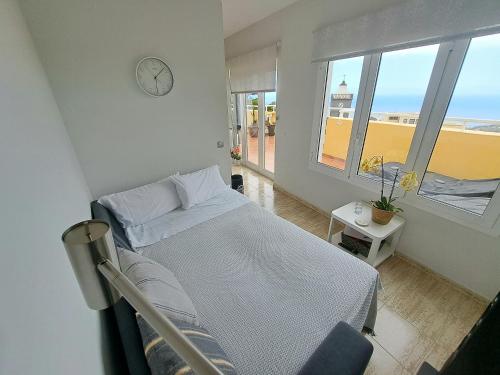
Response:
[98,175,181,228]
[171,165,228,209]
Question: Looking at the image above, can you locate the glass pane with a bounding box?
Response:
[229,94,237,129]
[264,92,276,173]
[245,93,259,165]
[230,94,242,162]
[358,44,439,181]
[318,56,364,170]
[418,34,500,215]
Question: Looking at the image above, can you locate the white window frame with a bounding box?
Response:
[348,43,446,198]
[309,35,500,236]
[238,92,276,180]
[407,38,500,232]
[309,55,375,181]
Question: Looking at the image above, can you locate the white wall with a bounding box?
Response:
[0,0,104,374]
[20,0,230,199]
[225,0,500,300]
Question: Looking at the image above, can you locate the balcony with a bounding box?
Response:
[238,106,500,213]
[244,107,276,173]
[321,116,500,179]
[320,115,500,214]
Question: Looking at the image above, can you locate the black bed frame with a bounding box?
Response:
[91,201,151,375]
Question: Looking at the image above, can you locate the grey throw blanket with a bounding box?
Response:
[141,202,378,375]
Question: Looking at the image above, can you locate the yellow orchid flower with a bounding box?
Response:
[400,171,419,192]
[360,159,372,173]
[372,156,383,167]
[360,156,382,173]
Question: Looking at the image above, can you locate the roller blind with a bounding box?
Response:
[227,44,277,93]
[312,0,500,62]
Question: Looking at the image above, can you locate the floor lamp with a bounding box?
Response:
[62,220,223,375]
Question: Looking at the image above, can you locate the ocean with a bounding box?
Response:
[269,91,499,124]
[363,95,500,122]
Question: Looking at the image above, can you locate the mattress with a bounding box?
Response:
[127,189,249,248]
[139,197,379,375]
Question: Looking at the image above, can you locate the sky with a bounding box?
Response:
[245,34,500,120]
[246,92,277,105]
[328,33,500,120]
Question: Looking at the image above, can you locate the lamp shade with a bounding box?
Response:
[62,220,121,310]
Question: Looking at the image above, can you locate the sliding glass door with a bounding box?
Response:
[245,93,260,167]
[235,91,276,178]
[264,91,276,173]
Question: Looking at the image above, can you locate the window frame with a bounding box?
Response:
[407,38,500,230]
[309,35,500,235]
[309,55,375,180]
[348,42,448,197]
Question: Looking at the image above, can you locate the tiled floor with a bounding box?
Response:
[232,165,486,375]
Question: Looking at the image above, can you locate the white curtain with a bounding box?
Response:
[312,0,500,62]
[227,44,277,93]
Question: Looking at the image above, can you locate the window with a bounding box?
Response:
[264,91,277,173]
[357,45,439,181]
[317,56,364,171]
[245,93,259,165]
[418,34,500,216]
[310,32,500,233]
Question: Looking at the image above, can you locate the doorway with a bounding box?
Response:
[233,91,276,178]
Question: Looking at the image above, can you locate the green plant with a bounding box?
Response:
[230,146,241,160]
[251,97,258,124]
[373,196,401,212]
[361,156,419,212]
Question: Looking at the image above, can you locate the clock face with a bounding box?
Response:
[136,57,174,97]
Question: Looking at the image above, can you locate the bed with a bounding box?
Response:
[92,188,379,375]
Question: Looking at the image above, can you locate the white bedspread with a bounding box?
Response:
[126,189,249,248]
[140,200,379,375]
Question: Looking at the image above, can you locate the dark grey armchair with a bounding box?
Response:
[298,321,373,375]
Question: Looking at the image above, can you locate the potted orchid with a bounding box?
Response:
[230,146,242,165]
[361,156,419,225]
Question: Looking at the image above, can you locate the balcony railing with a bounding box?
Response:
[320,114,500,214]
[322,115,500,180]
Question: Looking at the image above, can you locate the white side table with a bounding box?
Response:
[327,201,405,267]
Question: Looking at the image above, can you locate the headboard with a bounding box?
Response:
[90,201,151,375]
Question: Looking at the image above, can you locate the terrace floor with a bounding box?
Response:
[320,153,346,169]
[232,165,487,375]
[316,156,496,215]
[246,134,275,173]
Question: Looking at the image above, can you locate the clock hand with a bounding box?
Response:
[155,78,159,95]
[154,67,165,79]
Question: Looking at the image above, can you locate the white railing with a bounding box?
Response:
[328,107,500,131]
[246,105,276,112]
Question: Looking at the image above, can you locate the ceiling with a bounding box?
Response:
[221,0,301,38]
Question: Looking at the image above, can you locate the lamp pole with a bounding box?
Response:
[62,220,223,375]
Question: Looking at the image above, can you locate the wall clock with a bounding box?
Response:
[136,57,174,97]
